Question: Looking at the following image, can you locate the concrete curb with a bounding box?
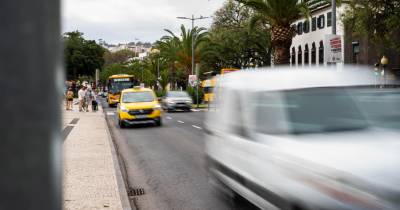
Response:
[101,106,133,210]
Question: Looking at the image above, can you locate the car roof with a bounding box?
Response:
[122,87,154,93]
[218,66,377,92]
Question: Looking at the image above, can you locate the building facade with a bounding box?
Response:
[291,1,399,78]
[290,1,345,67]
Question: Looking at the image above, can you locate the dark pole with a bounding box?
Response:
[332,0,337,35]
[0,0,62,209]
[192,15,195,76]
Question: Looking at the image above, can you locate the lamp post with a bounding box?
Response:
[381,55,389,87]
[177,15,210,75]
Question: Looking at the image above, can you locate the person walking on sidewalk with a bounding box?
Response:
[66,88,74,110]
[84,87,92,112]
[78,86,87,112]
[85,86,93,112]
[91,89,98,111]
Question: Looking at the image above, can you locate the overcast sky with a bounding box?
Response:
[62,0,226,44]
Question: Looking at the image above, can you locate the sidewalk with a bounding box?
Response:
[62,101,131,210]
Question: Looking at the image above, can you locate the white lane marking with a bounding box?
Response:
[191,109,200,112]
[177,120,185,124]
[106,112,115,116]
[166,116,172,120]
[192,125,202,130]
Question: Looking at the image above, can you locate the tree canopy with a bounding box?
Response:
[200,0,272,74]
[343,0,400,54]
[64,31,105,79]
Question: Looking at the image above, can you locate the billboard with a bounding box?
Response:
[325,35,343,63]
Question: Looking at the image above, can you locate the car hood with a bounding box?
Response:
[166,97,192,102]
[122,101,157,109]
[258,128,400,191]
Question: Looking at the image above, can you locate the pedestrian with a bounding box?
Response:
[91,90,98,111]
[78,86,86,112]
[84,87,92,112]
[66,87,74,110]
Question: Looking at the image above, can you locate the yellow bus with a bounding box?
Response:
[202,68,239,103]
[107,74,137,107]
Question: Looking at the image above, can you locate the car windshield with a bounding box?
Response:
[167,91,189,98]
[252,87,369,135]
[122,91,154,103]
[351,88,400,130]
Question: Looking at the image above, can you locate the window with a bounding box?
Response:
[122,91,154,103]
[230,92,249,138]
[253,88,368,135]
[304,44,309,65]
[317,14,325,29]
[298,46,302,65]
[291,47,296,65]
[311,42,316,65]
[251,91,288,135]
[303,20,310,33]
[319,41,324,64]
[312,17,317,31]
[297,22,303,35]
[327,12,332,27]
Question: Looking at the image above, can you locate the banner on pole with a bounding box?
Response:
[325,35,343,63]
[188,75,198,87]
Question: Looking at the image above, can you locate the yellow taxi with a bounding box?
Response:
[117,87,162,128]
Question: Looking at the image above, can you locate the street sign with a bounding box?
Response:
[188,75,198,87]
[325,34,343,63]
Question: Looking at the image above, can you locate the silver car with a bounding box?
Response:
[162,91,193,112]
[205,67,400,210]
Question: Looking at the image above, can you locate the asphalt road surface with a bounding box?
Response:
[101,99,257,210]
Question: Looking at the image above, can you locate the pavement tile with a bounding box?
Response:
[62,101,125,210]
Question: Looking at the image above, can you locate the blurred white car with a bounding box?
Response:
[204,67,400,210]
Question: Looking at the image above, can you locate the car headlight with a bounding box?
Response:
[167,100,175,104]
[120,106,129,112]
[154,104,162,110]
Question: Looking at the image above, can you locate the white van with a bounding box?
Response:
[204,67,400,210]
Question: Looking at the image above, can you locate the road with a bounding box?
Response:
[101,99,257,210]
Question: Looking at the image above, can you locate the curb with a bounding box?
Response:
[102,106,133,210]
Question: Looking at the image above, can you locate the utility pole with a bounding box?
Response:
[1,0,62,209]
[332,0,336,35]
[177,15,210,75]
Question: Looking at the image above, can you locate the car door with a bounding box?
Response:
[206,88,285,209]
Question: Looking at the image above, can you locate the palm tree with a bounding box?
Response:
[156,24,208,88]
[238,0,309,65]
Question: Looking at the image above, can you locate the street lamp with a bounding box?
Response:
[177,15,211,75]
[381,55,389,87]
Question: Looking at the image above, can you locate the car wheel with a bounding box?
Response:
[118,119,125,128]
[155,117,162,126]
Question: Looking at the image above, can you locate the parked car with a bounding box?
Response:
[162,91,193,112]
[205,67,400,210]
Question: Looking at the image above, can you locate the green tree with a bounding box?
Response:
[200,0,272,75]
[103,49,136,68]
[64,31,105,79]
[158,25,208,88]
[237,0,309,65]
[342,0,400,54]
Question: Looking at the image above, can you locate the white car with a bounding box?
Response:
[204,67,400,210]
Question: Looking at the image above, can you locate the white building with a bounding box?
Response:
[290,1,345,67]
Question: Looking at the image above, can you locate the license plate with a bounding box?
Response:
[135,115,148,119]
